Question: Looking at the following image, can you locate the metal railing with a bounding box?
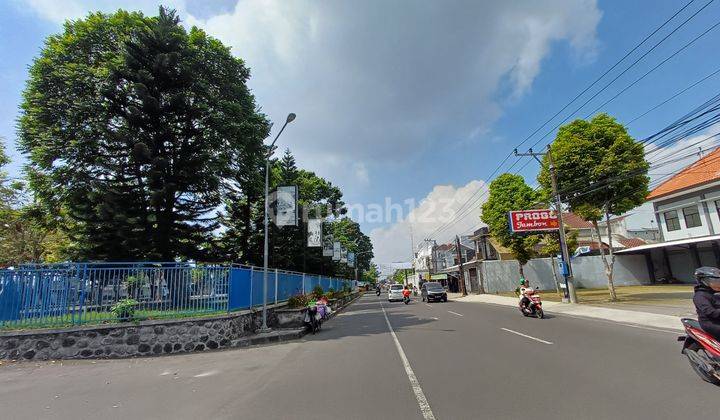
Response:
[0,262,353,329]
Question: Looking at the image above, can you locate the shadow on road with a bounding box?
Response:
[299,296,438,343]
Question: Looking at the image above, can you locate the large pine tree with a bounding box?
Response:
[19,8,269,261]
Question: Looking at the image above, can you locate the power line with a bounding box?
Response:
[525,0,717,152]
[422,0,696,243]
[627,65,720,125]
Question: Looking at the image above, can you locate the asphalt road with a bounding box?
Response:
[1,293,718,420]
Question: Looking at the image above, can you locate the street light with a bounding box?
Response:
[260,112,296,333]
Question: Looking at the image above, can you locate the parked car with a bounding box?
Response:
[421,282,447,302]
[388,284,405,302]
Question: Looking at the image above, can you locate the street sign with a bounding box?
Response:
[323,235,334,257]
[275,186,298,226]
[557,259,569,276]
[508,209,560,233]
[333,242,341,261]
[307,219,322,247]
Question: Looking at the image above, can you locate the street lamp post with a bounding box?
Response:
[260,112,296,333]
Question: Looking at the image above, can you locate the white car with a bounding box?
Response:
[388,284,405,302]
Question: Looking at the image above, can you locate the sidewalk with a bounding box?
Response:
[456,294,687,332]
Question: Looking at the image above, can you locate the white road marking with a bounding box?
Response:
[500,328,553,344]
[431,317,439,320]
[381,305,436,420]
[447,311,464,317]
[425,304,433,308]
[193,370,219,378]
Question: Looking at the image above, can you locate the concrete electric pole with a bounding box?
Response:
[513,146,578,303]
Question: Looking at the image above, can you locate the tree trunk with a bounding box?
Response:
[592,217,617,301]
[605,208,617,301]
[550,255,562,297]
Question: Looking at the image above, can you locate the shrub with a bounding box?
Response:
[287,294,310,309]
[112,299,138,321]
[311,285,324,300]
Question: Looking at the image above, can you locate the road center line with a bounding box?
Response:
[447,310,464,317]
[381,305,436,420]
[500,328,553,344]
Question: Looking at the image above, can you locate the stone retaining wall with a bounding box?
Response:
[0,292,361,361]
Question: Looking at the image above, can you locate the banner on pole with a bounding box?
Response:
[275,186,298,226]
[323,235,334,257]
[508,209,559,233]
[332,241,341,261]
[348,252,355,268]
[307,219,322,247]
[340,247,348,264]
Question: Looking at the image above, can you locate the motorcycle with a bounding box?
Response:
[679,318,720,385]
[403,295,411,305]
[376,289,381,296]
[304,305,321,334]
[519,288,544,319]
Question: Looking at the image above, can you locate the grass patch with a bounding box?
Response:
[0,309,229,332]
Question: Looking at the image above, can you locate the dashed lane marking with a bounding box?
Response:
[381,305,436,420]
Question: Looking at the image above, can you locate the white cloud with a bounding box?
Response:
[21,0,601,191]
[369,179,487,264]
[18,0,602,239]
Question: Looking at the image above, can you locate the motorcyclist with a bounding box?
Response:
[693,266,720,339]
[402,285,412,302]
[375,284,381,296]
[518,278,532,312]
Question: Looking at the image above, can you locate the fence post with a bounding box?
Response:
[274,269,278,304]
[302,273,306,295]
[76,263,88,325]
[249,266,254,307]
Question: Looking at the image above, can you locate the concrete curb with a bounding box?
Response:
[456,294,686,332]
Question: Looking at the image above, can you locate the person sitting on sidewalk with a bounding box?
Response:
[693,267,720,339]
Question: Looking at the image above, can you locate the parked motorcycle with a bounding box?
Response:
[679,318,720,385]
[519,288,544,319]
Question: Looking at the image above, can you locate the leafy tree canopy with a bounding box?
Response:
[537,113,649,221]
[480,173,540,267]
[19,7,268,261]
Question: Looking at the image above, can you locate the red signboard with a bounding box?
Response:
[508,209,559,233]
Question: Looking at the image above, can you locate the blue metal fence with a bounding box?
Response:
[0,262,354,329]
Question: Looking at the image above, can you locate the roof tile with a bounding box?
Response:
[648,147,720,200]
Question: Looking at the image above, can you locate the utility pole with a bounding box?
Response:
[513,146,578,303]
[455,235,467,296]
[260,113,296,333]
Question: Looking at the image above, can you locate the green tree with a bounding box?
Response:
[392,268,411,284]
[480,173,540,278]
[538,114,649,300]
[19,7,268,262]
[328,217,373,279]
[362,263,380,284]
[0,142,70,266]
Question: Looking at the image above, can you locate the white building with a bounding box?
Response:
[617,147,720,283]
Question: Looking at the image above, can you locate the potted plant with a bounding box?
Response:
[111,299,138,322]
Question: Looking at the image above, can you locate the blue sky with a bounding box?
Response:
[2,1,720,265]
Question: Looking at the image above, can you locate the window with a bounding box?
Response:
[664,210,680,231]
[683,205,702,228]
